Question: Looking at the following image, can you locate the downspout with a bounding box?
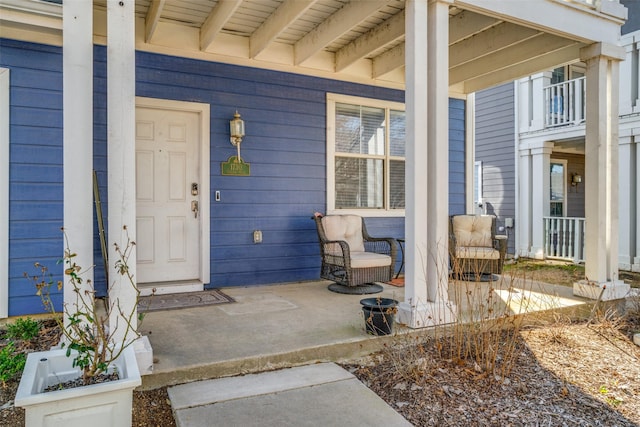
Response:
[513,80,520,260]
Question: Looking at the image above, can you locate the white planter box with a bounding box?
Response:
[15,345,141,427]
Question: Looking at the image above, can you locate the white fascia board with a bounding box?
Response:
[455,0,624,45]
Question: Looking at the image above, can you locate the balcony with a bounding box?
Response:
[544,77,586,128]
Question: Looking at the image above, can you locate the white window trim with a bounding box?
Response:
[326,93,405,218]
[550,158,568,217]
[1,68,9,318]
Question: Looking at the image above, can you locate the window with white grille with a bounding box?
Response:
[327,94,405,216]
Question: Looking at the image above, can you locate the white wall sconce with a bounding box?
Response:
[571,173,582,187]
[229,110,245,160]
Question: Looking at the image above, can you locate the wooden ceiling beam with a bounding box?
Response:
[294,0,388,66]
[450,33,575,85]
[335,9,404,72]
[372,43,404,78]
[450,22,540,68]
[250,0,317,59]
[145,0,164,43]
[200,0,242,51]
[449,10,499,44]
[461,43,582,93]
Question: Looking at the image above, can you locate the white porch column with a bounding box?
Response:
[574,43,629,301]
[63,0,93,323]
[398,0,455,328]
[529,141,553,259]
[107,0,137,342]
[618,134,634,270]
[516,147,532,258]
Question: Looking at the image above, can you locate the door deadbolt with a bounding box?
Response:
[191,183,199,196]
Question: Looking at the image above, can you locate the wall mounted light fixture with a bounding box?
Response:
[229,111,245,160]
[221,110,250,176]
[571,173,582,186]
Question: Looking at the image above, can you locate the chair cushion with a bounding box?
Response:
[455,247,500,260]
[351,251,392,268]
[321,215,365,252]
[452,215,493,247]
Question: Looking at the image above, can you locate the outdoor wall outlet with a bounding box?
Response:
[253,230,263,244]
[505,217,514,228]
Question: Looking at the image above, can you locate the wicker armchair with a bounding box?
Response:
[313,214,397,294]
[449,214,507,282]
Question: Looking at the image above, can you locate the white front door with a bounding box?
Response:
[136,107,201,284]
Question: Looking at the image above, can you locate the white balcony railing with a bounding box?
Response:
[565,0,597,8]
[544,216,585,263]
[544,77,586,128]
[562,0,619,11]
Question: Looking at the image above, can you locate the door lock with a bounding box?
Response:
[191,183,199,196]
[191,200,199,218]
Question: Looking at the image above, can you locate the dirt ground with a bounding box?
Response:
[2,262,640,426]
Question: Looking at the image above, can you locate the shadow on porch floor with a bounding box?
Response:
[139,277,589,390]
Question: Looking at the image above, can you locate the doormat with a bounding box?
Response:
[138,289,235,312]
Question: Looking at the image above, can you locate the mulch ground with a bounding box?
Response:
[346,314,640,426]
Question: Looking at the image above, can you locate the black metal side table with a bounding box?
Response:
[395,238,405,279]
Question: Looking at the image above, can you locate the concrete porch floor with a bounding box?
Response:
[139,280,405,389]
[139,277,589,390]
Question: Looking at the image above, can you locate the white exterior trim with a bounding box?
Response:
[135,97,211,286]
[0,68,9,319]
[325,92,406,218]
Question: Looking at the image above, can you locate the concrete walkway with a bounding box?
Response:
[168,363,412,427]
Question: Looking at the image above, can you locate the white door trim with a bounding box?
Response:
[1,68,9,318]
[135,97,210,286]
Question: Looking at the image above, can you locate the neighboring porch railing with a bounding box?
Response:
[562,0,617,11]
[544,216,585,263]
[544,76,586,128]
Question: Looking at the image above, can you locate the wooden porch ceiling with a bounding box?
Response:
[0,0,627,92]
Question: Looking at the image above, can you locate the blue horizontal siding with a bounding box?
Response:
[1,38,64,316]
[449,98,466,215]
[3,39,466,315]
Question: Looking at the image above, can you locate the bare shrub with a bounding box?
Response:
[377,242,572,384]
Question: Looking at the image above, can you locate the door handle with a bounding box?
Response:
[191,200,199,218]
